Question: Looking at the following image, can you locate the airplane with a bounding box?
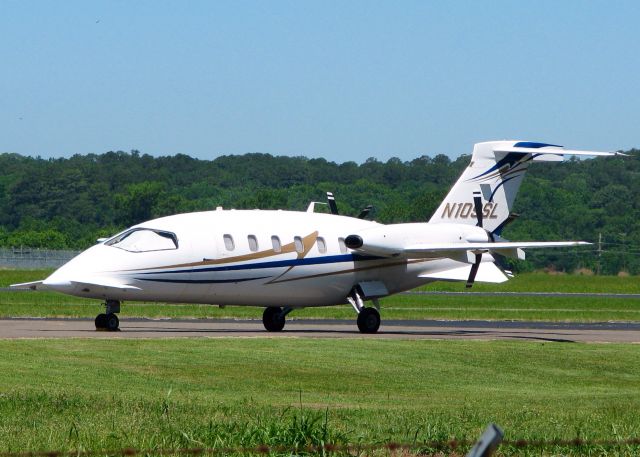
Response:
[11,141,624,333]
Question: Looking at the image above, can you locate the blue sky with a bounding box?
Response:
[1,1,638,162]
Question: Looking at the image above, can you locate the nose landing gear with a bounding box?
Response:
[95,299,120,331]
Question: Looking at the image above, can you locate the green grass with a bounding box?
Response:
[2,269,640,322]
[0,338,638,455]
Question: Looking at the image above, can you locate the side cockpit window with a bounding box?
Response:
[106,229,178,253]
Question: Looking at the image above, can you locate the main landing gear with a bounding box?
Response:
[262,306,293,332]
[261,289,382,334]
[95,299,120,331]
[348,288,381,334]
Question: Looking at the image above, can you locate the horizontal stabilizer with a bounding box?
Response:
[494,146,626,158]
[420,262,509,283]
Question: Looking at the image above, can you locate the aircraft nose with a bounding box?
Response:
[41,245,102,292]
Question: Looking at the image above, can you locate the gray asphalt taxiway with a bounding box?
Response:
[0,318,638,343]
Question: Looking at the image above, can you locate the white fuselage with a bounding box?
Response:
[43,209,478,307]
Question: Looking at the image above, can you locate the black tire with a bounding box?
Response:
[357,307,380,334]
[105,313,120,331]
[263,307,285,332]
[95,313,108,329]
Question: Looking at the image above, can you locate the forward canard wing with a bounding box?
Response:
[9,280,46,291]
[11,277,140,294]
[66,278,141,293]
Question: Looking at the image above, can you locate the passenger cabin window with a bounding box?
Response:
[223,234,235,251]
[338,237,347,254]
[316,237,327,254]
[271,235,282,253]
[106,229,178,253]
[248,235,258,252]
[294,236,304,254]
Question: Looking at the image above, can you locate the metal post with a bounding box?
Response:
[597,232,602,275]
[466,423,504,457]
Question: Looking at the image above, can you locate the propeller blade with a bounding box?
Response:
[473,191,483,228]
[466,253,482,288]
[327,192,339,215]
[357,205,373,219]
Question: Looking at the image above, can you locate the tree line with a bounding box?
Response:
[0,148,638,274]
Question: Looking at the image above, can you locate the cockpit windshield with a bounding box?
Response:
[105,228,178,253]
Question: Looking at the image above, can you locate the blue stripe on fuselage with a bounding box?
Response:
[135,276,270,284]
[137,253,383,276]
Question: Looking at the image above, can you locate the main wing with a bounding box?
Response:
[403,241,590,261]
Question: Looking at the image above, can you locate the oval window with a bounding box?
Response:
[248,235,258,252]
[338,237,347,254]
[317,237,327,254]
[271,235,282,253]
[223,234,235,251]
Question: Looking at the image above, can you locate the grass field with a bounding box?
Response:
[1,270,639,455]
[1,269,639,322]
[0,338,638,455]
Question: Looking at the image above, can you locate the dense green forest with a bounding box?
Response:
[0,149,638,274]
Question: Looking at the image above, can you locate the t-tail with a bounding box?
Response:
[429,141,624,235]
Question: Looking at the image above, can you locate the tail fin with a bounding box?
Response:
[429,141,621,234]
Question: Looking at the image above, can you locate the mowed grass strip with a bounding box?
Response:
[1,269,640,322]
[0,338,638,455]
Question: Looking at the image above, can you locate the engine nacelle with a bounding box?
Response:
[345,223,490,257]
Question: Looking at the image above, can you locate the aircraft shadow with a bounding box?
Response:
[76,325,581,343]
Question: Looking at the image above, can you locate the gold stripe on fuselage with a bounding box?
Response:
[124,231,319,272]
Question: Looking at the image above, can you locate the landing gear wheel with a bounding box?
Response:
[96,300,121,332]
[105,313,120,331]
[263,307,285,332]
[95,313,108,329]
[357,307,380,334]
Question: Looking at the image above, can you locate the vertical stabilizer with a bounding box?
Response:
[429,141,561,234]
